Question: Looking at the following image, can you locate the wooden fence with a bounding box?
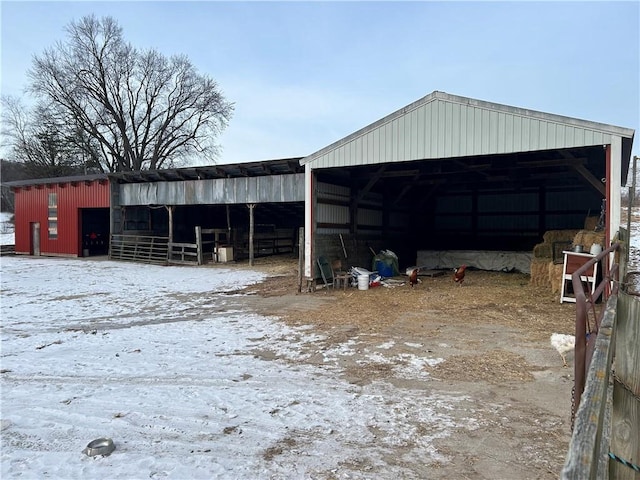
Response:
[166,227,231,265]
[562,230,640,478]
[611,289,640,479]
[167,242,199,265]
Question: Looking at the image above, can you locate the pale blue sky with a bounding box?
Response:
[1,1,639,164]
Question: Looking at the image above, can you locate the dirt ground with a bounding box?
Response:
[225,255,578,479]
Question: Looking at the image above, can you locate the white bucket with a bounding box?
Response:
[590,243,603,255]
[357,274,369,290]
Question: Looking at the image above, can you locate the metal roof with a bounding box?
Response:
[4,158,304,189]
[109,157,304,184]
[300,91,635,169]
[5,173,108,188]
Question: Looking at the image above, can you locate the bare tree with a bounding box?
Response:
[1,96,83,177]
[27,15,233,172]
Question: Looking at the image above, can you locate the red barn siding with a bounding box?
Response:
[14,180,110,256]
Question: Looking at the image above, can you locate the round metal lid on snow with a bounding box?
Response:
[82,437,115,457]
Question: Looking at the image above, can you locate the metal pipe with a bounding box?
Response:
[572,242,620,416]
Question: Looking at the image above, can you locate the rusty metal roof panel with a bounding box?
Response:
[109,157,304,184]
[118,173,304,206]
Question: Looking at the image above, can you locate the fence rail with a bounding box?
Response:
[109,234,169,265]
[572,242,620,415]
[563,229,640,478]
[562,294,617,479]
[167,242,199,265]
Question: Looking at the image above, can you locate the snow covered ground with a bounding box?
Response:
[1,257,467,479]
[0,207,637,478]
[0,212,14,246]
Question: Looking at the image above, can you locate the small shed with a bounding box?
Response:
[8,174,110,257]
[300,91,635,278]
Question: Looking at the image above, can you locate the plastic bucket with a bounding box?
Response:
[357,274,369,290]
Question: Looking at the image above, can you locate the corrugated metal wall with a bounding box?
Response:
[13,181,110,256]
[119,174,304,206]
[316,182,350,234]
[305,94,616,170]
[431,188,599,246]
[316,181,385,235]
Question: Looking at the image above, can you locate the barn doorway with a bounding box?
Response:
[80,208,110,256]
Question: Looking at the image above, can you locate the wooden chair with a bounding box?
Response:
[331,259,351,290]
[317,256,350,291]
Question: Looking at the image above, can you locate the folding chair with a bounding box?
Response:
[316,256,334,290]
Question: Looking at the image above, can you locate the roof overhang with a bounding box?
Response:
[300,91,635,185]
[108,157,304,184]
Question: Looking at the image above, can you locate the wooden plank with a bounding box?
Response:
[562,295,617,479]
[566,254,596,276]
[610,291,640,479]
[195,226,203,266]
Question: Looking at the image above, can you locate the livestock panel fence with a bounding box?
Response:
[109,234,169,265]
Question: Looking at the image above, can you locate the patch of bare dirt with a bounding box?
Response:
[431,349,540,384]
[218,254,578,478]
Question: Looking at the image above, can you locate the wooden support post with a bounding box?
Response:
[248,203,255,267]
[195,226,203,265]
[298,227,304,292]
[165,206,175,243]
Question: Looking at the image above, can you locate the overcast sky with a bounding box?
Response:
[1,1,639,165]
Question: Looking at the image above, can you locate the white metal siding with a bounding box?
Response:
[303,92,627,170]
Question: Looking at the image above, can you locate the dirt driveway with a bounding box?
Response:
[225,256,577,479]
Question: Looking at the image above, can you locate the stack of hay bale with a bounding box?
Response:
[530,217,606,294]
[572,230,606,254]
[530,230,579,293]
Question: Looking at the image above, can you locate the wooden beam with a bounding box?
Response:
[362,169,420,178]
[573,164,606,196]
[356,165,387,203]
[393,172,423,206]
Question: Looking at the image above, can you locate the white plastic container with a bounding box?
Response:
[357,274,369,290]
[589,243,603,255]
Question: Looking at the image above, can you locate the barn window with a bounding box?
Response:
[48,193,58,239]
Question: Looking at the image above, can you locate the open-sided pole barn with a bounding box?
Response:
[107,158,305,264]
[301,91,635,279]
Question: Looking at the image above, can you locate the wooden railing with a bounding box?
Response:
[563,232,640,478]
[167,242,199,265]
[109,234,169,265]
[562,293,617,479]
